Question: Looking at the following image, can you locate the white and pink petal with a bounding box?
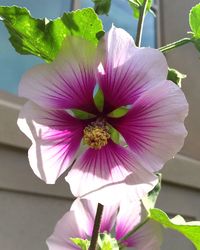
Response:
[98,26,168,111]
[19,36,101,113]
[129,220,163,250]
[71,199,118,236]
[111,80,188,172]
[115,200,142,244]
[46,210,87,250]
[66,142,157,205]
[17,101,84,184]
[115,200,162,249]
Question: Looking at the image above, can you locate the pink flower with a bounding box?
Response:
[46,198,162,250]
[17,26,188,204]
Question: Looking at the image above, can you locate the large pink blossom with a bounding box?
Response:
[46,198,162,250]
[18,26,188,204]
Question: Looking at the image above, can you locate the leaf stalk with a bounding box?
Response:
[159,37,192,53]
[135,0,149,47]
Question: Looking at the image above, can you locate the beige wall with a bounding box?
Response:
[0,191,71,250]
[160,0,200,161]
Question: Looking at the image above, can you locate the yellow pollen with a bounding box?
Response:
[83,123,110,150]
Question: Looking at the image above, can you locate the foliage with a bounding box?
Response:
[0,6,104,62]
[128,0,153,19]
[189,3,200,39]
[189,3,200,53]
[143,173,162,210]
[167,68,186,87]
[149,209,200,250]
[92,0,112,15]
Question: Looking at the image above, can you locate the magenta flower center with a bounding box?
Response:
[83,119,111,149]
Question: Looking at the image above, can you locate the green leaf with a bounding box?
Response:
[128,0,152,19]
[92,0,112,15]
[0,6,104,62]
[66,109,96,120]
[188,3,200,53]
[167,68,186,87]
[93,84,104,112]
[189,3,200,39]
[142,173,162,210]
[149,208,200,249]
[98,233,119,250]
[70,238,90,250]
[107,106,130,118]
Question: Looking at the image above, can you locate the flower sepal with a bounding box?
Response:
[66,108,96,120]
[70,233,120,250]
[98,233,120,250]
[107,106,131,118]
[70,237,90,250]
[108,124,121,145]
[93,84,104,112]
[142,173,162,211]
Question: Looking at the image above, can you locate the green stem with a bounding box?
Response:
[159,37,192,53]
[89,203,104,250]
[135,0,149,47]
[118,217,150,245]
